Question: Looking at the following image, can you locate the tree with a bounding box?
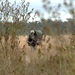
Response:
[0,0,34,22]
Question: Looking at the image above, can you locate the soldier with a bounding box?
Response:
[27,30,43,50]
[27,30,37,48]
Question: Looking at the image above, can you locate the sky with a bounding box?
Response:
[2,0,75,22]
[24,0,73,22]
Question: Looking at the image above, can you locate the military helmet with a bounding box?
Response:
[30,30,35,34]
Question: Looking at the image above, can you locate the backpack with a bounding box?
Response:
[35,30,43,40]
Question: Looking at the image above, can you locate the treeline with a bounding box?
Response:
[0,18,75,36]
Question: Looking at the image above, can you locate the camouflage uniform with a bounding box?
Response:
[27,30,43,47]
[27,34,37,47]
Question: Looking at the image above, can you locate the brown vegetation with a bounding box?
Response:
[0,0,75,75]
[0,34,75,75]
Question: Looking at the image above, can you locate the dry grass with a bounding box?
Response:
[19,34,75,75]
[0,0,75,75]
[0,34,75,75]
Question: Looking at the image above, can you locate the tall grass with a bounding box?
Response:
[0,0,75,75]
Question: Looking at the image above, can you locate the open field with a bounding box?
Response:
[0,0,75,74]
[0,34,75,75]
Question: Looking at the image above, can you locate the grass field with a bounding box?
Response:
[0,34,75,75]
[0,0,75,74]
